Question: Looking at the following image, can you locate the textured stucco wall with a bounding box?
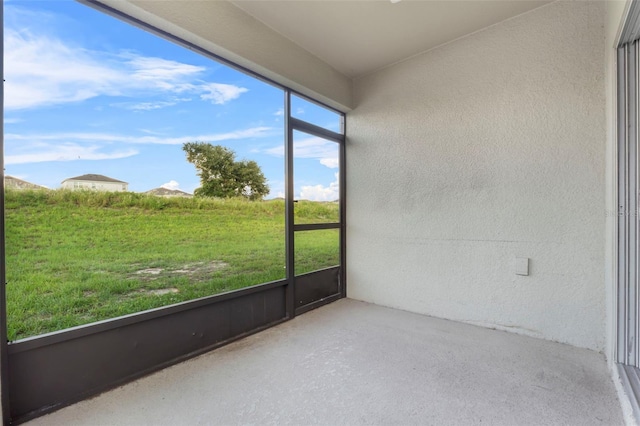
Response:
[347,1,607,351]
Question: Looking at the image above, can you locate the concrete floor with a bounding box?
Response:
[29,299,623,425]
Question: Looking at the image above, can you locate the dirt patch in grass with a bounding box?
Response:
[143,288,179,296]
[136,267,164,275]
[174,261,229,276]
[36,313,53,322]
[121,287,180,300]
[131,261,229,282]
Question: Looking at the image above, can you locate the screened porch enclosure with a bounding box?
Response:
[1,0,635,424]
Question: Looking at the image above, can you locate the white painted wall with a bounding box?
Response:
[96,0,352,111]
[347,1,607,351]
[61,180,128,192]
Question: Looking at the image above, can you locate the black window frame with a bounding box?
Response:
[0,1,347,422]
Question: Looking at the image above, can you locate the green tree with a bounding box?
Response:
[183,142,269,200]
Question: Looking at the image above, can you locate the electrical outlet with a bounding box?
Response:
[515,257,529,276]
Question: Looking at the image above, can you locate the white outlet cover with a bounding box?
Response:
[515,257,529,276]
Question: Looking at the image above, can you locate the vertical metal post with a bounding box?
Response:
[0,2,11,422]
[629,42,638,366]
[618,45,629,364]
[339,117,347,299]
[617,41,640,367]
[636,41,640,367]
[284,91,295,319]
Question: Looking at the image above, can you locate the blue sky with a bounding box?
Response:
[3,0,341,200]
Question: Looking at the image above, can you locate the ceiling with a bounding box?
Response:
[231,0,551,78]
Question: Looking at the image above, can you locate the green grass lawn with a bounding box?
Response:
[5,190,340,341]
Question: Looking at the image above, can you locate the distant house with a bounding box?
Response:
[61,174,128,192]
[145,187,192,198]
[5,176,46,191]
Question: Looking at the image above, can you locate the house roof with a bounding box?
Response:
[5,176,46,190]
[145,187,192,197]
[62,174,128,184]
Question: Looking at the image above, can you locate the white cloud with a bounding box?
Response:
[200,83,249,105]
[274,108,284,117]
[125,55,203,93]
[4,118,23,124]
[161,180,180,190]
[112,101,177,111]
[5,30,119,109]
[4,126,273,166]
[266,136,339,169]
[138,128,168,135]
[5,143,138,165]
[3,7,248,110]
[320,157,339,169]
[300,173,340,202]
[5,126,272,146]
